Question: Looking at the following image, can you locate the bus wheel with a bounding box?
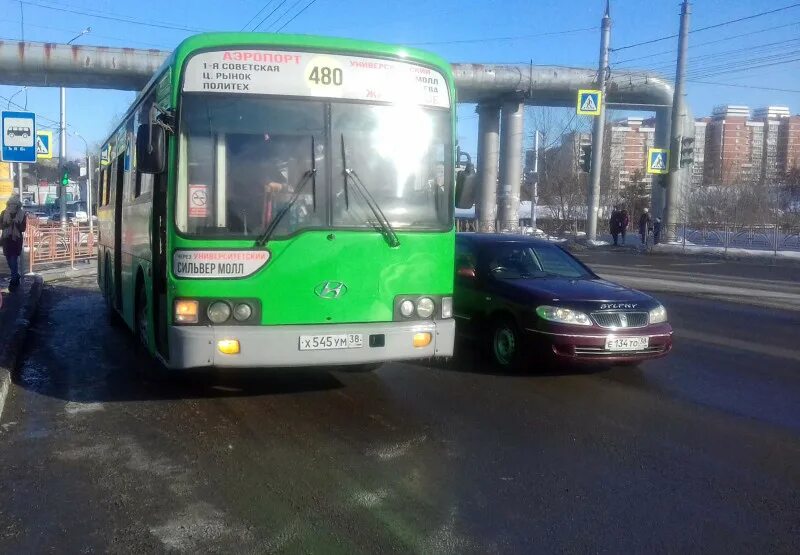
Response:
[135,283,149,353]
[105,259,121,326]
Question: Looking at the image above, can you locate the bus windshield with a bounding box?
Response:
[177,95,452,238]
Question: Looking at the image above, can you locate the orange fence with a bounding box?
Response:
[26,222,98,272]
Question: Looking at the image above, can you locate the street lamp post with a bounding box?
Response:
[59,27,91,225]
[73,132,93,234]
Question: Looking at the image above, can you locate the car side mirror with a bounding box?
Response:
[457,267,476,279]
[136,123,165,174]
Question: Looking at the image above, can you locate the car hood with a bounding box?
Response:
[500,277,654,305]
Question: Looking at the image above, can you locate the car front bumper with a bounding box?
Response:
[167,319,455,370]
[524,323,673,363]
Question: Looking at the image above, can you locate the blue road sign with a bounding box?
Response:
[1,110,36,163]
[576,89,602,116]
[647,148,669,175]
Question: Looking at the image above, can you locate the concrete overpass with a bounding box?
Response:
[0,39,689,230]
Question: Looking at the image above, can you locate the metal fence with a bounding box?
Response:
[25,222,98,272]
[662,223,800,254]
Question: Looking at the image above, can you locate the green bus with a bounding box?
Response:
[96,33,456,370]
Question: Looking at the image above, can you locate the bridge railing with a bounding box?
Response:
[25,221,98,273]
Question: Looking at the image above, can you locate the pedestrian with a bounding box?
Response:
[653,217,662,245]
[609,206,621,246]
[619,207,629,245]
[638,208,651,246]
[1,195,27,292]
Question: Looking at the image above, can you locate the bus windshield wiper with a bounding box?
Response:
[255,137,317,247]
[340,135,400,248]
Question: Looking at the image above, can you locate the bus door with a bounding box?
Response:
[113,152,125,310]
[152,171,168,357]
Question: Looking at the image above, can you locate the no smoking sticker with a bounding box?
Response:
[189,184,208,218]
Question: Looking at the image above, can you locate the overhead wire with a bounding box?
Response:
[253,0,291,31]
[612,2,800,52]
[613,20,800,66]
[266,0,306,32]
[241,1,277,31]
[407,26,598,46]
[19,1,210,33]
[274,0,320,32]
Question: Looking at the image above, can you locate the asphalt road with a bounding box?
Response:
[1,259,799,553]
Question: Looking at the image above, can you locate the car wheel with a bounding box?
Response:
[490,317,525,370]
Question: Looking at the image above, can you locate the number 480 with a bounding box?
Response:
[309,66,343,86]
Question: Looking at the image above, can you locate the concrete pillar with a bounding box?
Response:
[497,100,524,232]
[476,103,500,232]
[651,107,671,219]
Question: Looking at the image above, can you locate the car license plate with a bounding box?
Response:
[299,334,364,351]
[605,336,649,352]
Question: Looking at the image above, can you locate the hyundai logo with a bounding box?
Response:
[314,280,348,299]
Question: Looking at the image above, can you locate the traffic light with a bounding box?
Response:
[680,136,695,168]
[579,144,592,173]
[60,169,69,187]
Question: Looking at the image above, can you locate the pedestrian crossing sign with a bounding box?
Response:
[576,89,602,116]
[36,130,52,159]
[647,148,669,174]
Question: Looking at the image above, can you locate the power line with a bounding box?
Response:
[613,20,800,65]
[0,18,174,48]
[275,0,321,32]
[407,25,597,46]
[20,1,210,33]
[253,0,291,31]
[635,38,800,73]
[241,1,277,31]
[612,2,800,52]
[267,0,306,32]
[687,79,800,94]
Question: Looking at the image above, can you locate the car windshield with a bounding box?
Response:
[177,95,452,238]
[484,243,592,280]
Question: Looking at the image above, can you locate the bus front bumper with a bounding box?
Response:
[167,319,455,369]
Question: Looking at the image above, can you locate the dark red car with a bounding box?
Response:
[454,233,673,369]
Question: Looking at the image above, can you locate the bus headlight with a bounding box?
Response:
[233,303,253,322]
[441,297,453,319]
[174,299,199,324]
[416,297,435,318]
[207,301,231,324]
[399,299,415,317]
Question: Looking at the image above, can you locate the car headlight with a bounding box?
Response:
[207,301,231,324]
[649,305,668,324]
[536,305,592,326]
[233,303,253,322]
[416,297,435,318]
[399,299,415,317]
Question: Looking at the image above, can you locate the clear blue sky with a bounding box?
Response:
[1,0,799,159]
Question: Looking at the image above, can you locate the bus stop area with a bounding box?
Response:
[0,265,42,422]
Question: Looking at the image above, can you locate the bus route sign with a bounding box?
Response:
[1,111,36,163]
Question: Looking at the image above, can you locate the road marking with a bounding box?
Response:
[65,401,105,415]
[669,262,722,266]
[676,329,800,363]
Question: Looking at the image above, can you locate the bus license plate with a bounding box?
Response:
[299,334,364,351]
[605,336,649,352]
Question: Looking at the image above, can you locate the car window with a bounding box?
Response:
[484,243,591,279]
[455,241,477,271]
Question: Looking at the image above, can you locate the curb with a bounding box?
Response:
[0,275,44,422]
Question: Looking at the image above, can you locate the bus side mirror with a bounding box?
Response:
[136,124,165,174]
[455,163,476,209]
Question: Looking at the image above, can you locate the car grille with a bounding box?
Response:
[574,345,667,357]
[591,311,649,329]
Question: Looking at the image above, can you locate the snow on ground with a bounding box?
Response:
[655,243,800,261]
